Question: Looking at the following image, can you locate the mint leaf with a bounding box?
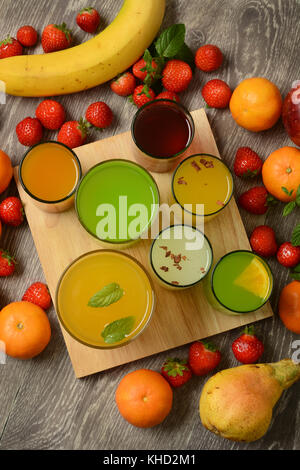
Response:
[291,223,300,246]
[101,316,135,344]
[281,186,294,197]
[296,185,300,206]
[174,43,195,71]
[283,201,296,216]
[290,271,300,281]
[155,24,186,58]
[292,263,300,273]
[88,283,124,308]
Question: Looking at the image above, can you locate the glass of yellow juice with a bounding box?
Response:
[171,154,233,224]
[19,141,82,213]
[56,250,155,349]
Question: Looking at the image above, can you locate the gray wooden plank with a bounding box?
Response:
[0,0,299,450]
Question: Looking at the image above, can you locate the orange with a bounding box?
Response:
[115,369,173,428]
[262,146,300,202]
[229,77,282,132]
[279,281,300,334]
[0,301,51,359]
[0,149,13,194]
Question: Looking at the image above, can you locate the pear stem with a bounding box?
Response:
[269,359,300,390]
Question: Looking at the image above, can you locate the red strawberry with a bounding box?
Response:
[17,26,38,47]
[239,186,268,215]
[132,85,155,108]
[188,341,221,376]
[250,225,278,258]
[161,358,192,388]
[0,249,16,277]
[36,100,66,130]
[202,79,232,108]
[57,119,88,148]
[232,325,264,364]
[132,57,158,81]
[110,72,136,97]
[162,60,193,93]
[16,117,43,147]
[76,7,100,33]
[156,90,180,102]
[277,242,300,268]
[41,23,72,53]
[234,147,263,177]
[22,282,51,310]
[0,37,23,59]
[85,102,113,129]
[0,197,24,227]
[195,44,223,72]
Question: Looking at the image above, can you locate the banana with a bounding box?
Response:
[0,0,165,97]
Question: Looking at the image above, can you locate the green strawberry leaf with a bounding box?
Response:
[281,186,294,197]
[101,316,135,344]
[291,223,300,246]
[283,201,296,216]
[155,24,186,58]
[88,282,124,308]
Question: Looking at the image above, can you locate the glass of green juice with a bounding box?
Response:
[75,159,160,247]
[203,250,273,315]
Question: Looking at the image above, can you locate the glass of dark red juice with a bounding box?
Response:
[131,99,195,173]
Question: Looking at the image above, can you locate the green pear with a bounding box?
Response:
[199,359,300,442]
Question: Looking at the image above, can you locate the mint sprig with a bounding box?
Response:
[282,185,300,216]
[155,24,186,58]
[101,316,135,344]
[88,283,124,308]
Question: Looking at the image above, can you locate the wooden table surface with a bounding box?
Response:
[0,0,299,451]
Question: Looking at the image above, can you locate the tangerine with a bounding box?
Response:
[279,281,300,334]
[0,149,13,194]
[229,77,282,132]
[115,369,173,428]
[262,146,300,202]
[0,301,51,359]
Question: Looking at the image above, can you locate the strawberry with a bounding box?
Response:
[41,23,72,53]
[156,90,180,102]
[202,79,232,108]
[85,102,113,129]
[188,341,221,376]
[238,186,269,215]
[195,44,223,72]
[17,26,38,47]
[232,326,264,364]
[0,197,24,227]
[132,85,155,108]
[162,59,193,93]
[16,117,43,147]
[161,358,192,388]
[76,7,100,33]
[277,242,300,268]
[36,100,66,130]
[22,282,51,310]
[250,225,278,258]
[110,72,136,97]
[0,249,16,277]
[0,37,23,59]
[132,57,158,81]
[234,147,263,177]
[57,119,88,148]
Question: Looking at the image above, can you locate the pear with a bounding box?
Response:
[199,359,300,442]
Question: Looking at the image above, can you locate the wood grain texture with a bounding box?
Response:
[0,0,299,450]
[14,109,273,377]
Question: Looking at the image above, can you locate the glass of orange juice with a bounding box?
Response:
[171,154,233,225]
[19,141,82,213]
[56,250,155,349]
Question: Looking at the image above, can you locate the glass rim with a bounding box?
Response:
[171,153,234,217]
[210,249,274,314]
[19,140,82,205]
[75,158,160,244]
[55,249,156,350]
[149,223,213,289]
[131,98,195,161]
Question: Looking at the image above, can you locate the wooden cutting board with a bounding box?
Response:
[14,108,273,378]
